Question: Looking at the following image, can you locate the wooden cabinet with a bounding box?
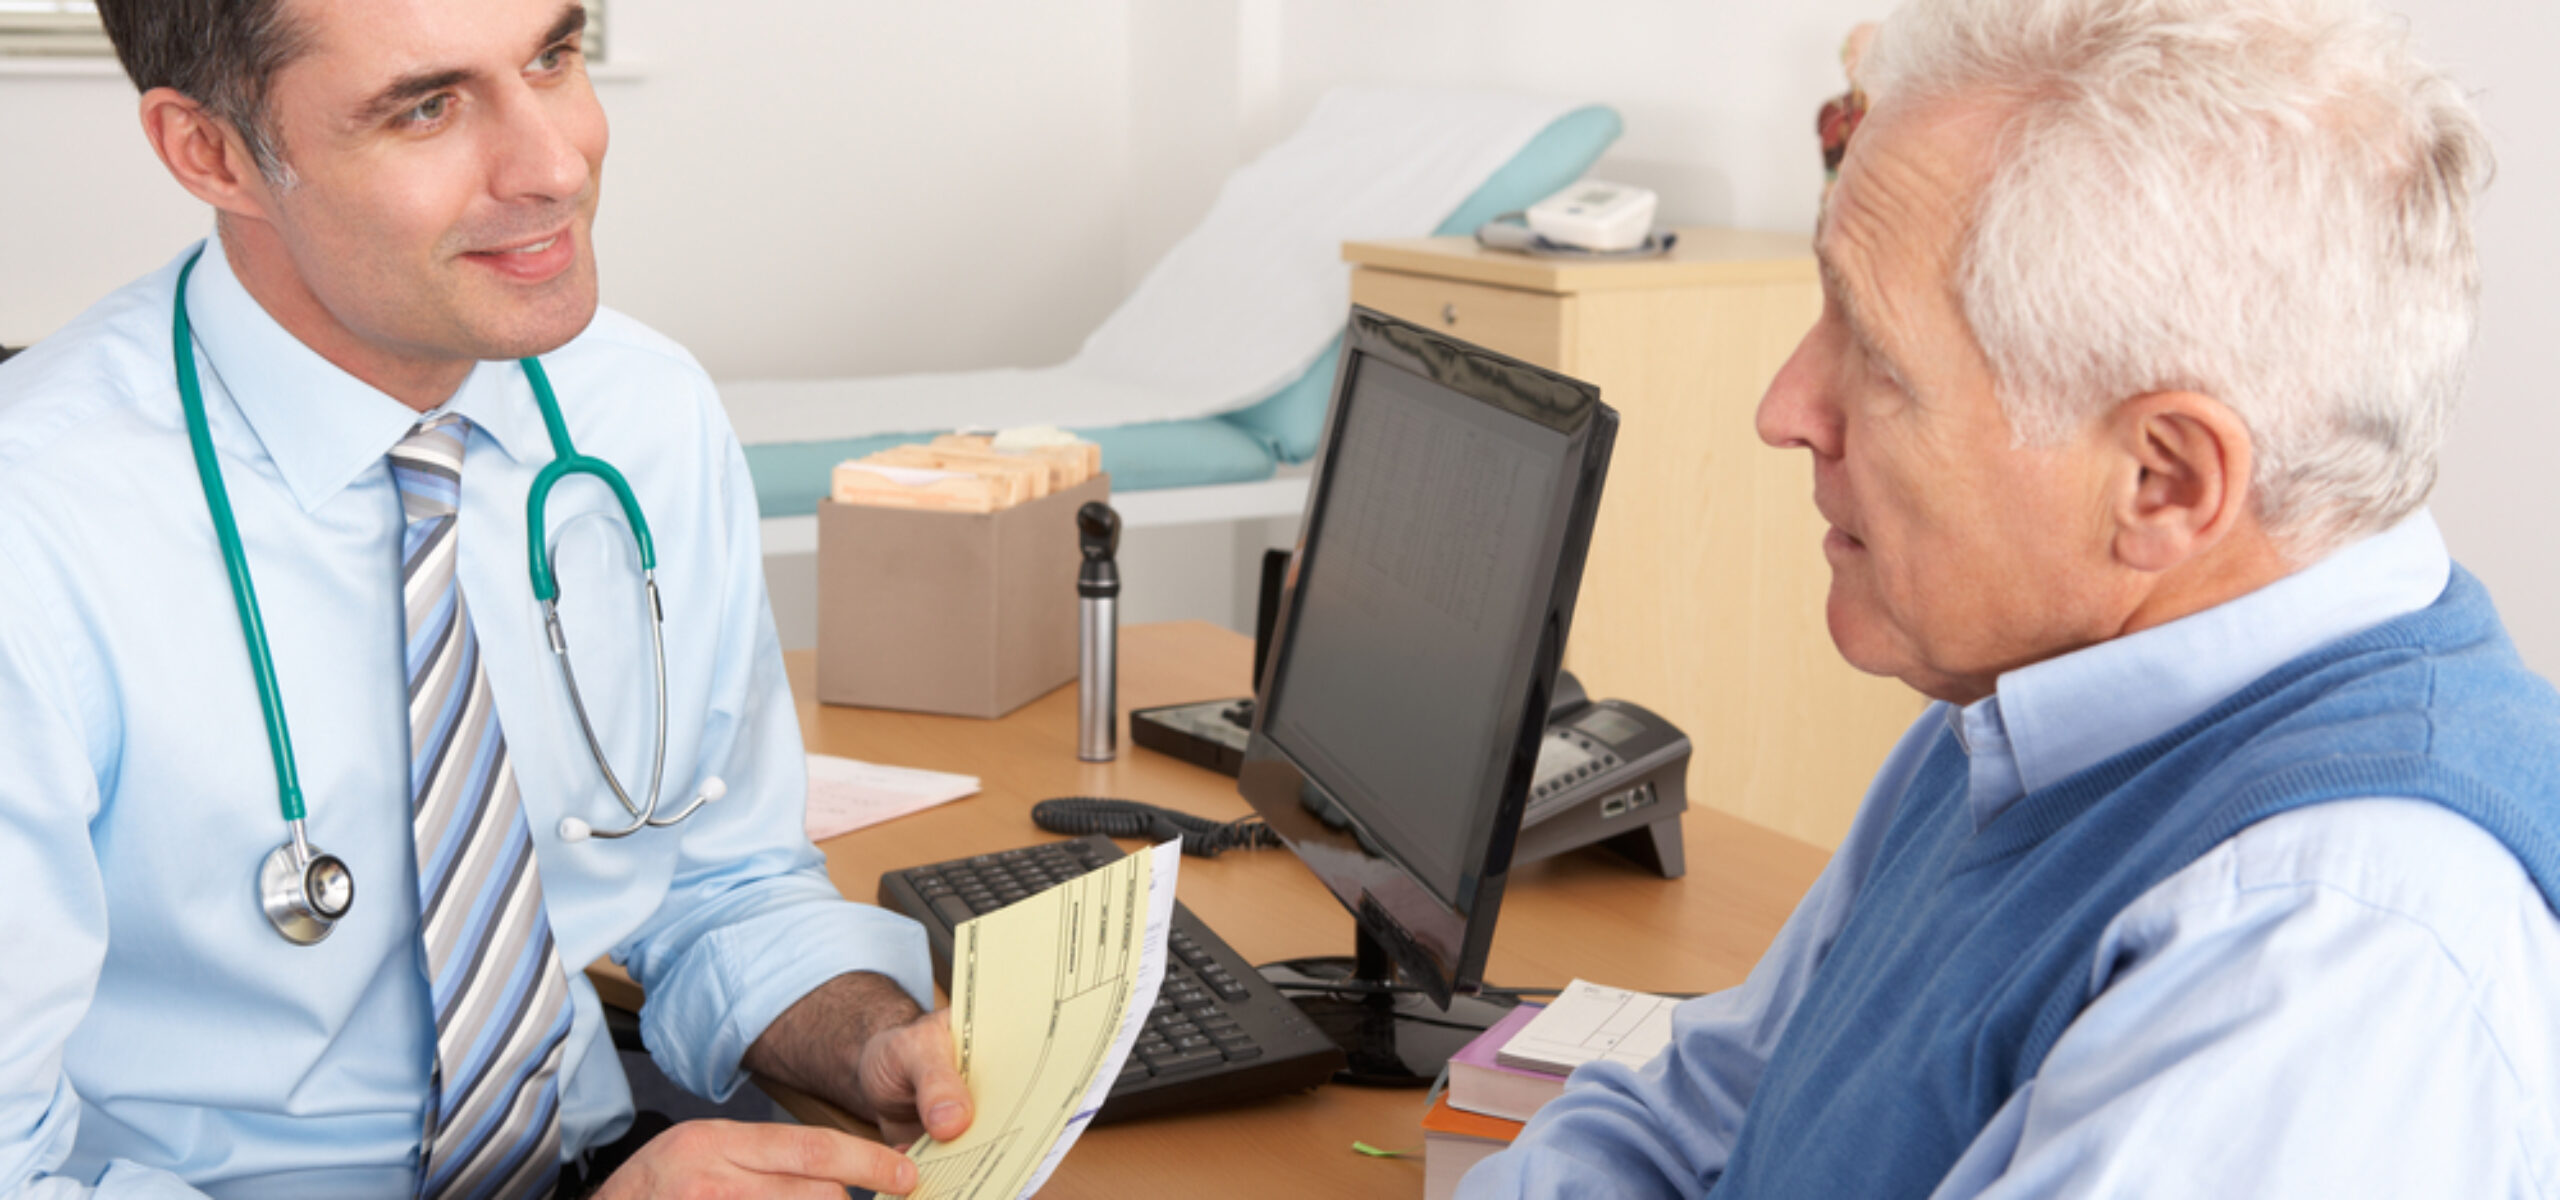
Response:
[1343,228,1924,849]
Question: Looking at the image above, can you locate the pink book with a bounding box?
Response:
[1447,1003,1567,1122]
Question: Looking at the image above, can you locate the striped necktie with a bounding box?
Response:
[391,415,574,1200]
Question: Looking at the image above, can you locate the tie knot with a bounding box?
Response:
[390,414,470,524]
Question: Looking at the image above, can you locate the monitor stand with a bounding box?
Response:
[1260,926,1517,1087]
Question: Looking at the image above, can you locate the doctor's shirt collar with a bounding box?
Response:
[183,228,555,513]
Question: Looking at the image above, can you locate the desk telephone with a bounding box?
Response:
[1517,672,1691,878]
[1131,668,1689,878]
[1130,548,1691,879]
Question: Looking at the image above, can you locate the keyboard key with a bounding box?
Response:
[1151,1048,1223,1076]
[1219,1043,1262,1062]
[929,895,977,928]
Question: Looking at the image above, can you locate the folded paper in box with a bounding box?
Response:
[829,433,1102,513]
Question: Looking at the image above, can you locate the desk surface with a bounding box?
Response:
[762,622,1824,1196]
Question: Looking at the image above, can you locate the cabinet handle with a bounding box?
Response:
[1441,303,1459,326]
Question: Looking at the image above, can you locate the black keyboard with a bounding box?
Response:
[877,834,1345,1123]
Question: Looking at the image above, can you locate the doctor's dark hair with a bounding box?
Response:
[94,0,313,184]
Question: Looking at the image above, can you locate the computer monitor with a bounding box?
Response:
[1237,306,1615,1085]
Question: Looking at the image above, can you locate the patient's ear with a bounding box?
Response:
[2106,390,2255,573]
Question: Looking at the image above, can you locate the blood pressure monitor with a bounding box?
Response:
[1525,181,1659,253]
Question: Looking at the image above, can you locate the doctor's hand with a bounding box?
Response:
[593,1120,923,1198]
[851,1006,971,1146]
[743,970,975,1147]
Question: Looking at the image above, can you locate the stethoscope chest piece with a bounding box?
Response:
[259,836,354,945]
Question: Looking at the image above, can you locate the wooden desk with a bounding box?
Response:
[620,622,1829,1197]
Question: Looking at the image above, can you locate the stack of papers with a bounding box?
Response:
[1433,981,1682,1193]
[802,754,979,842]
[1496,980,1679,1075]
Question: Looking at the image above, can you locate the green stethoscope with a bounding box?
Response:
[174,249,723,947]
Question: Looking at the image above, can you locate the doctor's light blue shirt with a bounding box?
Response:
[0,238,934,1197]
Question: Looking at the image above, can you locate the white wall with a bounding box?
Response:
[592,0,1137,382]
[0,0,1140,381]
[1247,1,1881,234]
[4,0,2551,672]
[2400,0,2560,677]
[0,64,209,343]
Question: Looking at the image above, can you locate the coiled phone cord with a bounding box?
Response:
[1030,797,1284,858]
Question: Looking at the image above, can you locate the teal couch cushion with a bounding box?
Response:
[742,417,1276,520]
[1217,104,1624,463]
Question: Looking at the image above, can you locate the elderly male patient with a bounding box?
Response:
[1467,0,2560,1196]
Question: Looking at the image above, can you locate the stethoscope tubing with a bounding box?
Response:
[173,246,692,941]
[176,252,311,828]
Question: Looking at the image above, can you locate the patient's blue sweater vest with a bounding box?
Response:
[1710,568,2560,1198]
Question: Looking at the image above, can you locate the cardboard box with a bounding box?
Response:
[816,474,1109,717]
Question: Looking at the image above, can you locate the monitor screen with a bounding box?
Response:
[1240,307,1614,1006]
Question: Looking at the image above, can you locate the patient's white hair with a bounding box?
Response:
[1861,0,2491,560]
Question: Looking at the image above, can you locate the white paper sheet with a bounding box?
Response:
[802,754,979,843]
[1494,978,1678,1075]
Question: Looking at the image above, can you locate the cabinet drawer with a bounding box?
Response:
[1349,269,1569,370]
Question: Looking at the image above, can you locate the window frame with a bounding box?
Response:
[0,1,608,62]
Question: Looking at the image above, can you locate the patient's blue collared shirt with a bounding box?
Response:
[0,238,934,1197]
[1464,512,2560,1197]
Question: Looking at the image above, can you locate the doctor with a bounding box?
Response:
[0,0,969,1196]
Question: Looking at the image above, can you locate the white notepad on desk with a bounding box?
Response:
[1496,979,1679,1075]
[803,754,979,842]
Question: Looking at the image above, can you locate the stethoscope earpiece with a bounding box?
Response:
[558,776,726,844]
